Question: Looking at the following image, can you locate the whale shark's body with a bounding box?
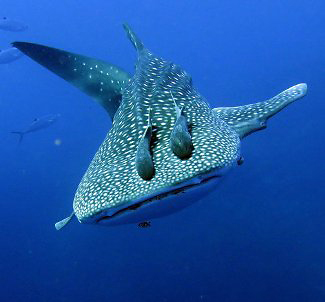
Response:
[13,24,307,229]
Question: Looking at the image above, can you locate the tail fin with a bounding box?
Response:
[123,23,144,51]
[11,131,24,143]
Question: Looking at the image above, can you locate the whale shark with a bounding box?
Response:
[13,24,307,230]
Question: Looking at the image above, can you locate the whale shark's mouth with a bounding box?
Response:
[96,174,221,223]
[84,159,238,227]
[96,174,221,224]
[77,159,238,226]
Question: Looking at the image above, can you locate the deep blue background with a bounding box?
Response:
[1,1,324,301]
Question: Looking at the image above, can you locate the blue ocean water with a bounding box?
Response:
[1,1,324,301]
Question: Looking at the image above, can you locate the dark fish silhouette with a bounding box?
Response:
[0,47,23,64]
[11,114,60,143]
[0,17,28,32]
[138,221,151,228]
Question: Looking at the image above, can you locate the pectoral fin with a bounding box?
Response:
[213,83,307,138]
[12,42,130,120]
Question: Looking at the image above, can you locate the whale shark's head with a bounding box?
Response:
[74,48,240,225]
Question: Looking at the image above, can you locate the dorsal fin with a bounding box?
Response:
[12,42,130,120]
[123,23,144,51]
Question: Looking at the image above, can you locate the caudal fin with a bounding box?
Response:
[11,131,24,143]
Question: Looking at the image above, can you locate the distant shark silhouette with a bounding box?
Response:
[13,24,307,230]
[11,114,60,143]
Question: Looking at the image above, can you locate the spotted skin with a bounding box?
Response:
[12,42,130,119]
[13,24,307,228]
[213,83,307,138]
[74,46,240,223]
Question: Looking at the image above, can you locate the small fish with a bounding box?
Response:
[11,114,60,143]
[0,47,23,64]
[169,91,194,159]
[0,17,28,32]
[138,221,151,228]
[135,107,155,180]
[237,156,244,166]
